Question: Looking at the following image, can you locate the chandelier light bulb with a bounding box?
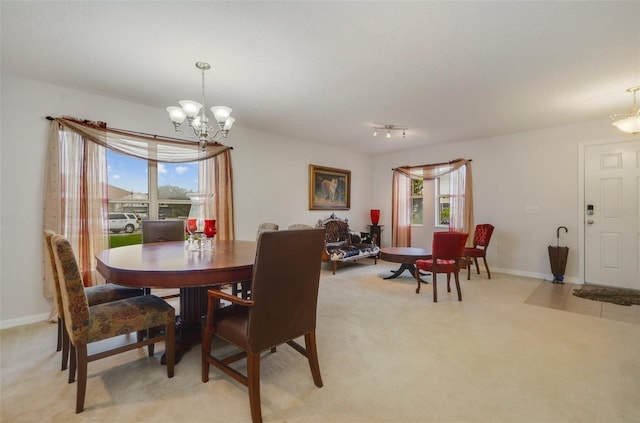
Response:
[373,129,378,137]
[386,131,391,138]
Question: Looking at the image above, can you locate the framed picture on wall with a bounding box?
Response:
[309,165,351,210]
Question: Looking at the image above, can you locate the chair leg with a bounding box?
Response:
[75,345,88,413]
[454,271,462,301]
[68,343,77,383]
[446,273,451,292]
[483,256,491,279]
[332,261,337,275]
[432,273,438,302]
[61,322,69,371]
[147,328,155,357]
[415,267,422,294]
[474,257,480,275]
[466,256,472,280]
[202,294,216,383]
[247,353,262,423]
[166,322,175,378]
[305,332,323,388]
[57,317,62,352]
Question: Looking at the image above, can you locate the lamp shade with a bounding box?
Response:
[166,106,187,123]
[612,115,640,134]
[223,117,235,131]
[179,100,203,118]
[211,106,232,123]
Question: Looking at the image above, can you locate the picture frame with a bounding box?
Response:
[309,164,351,210]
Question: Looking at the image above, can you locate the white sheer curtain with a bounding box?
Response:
[43,120,109,300]
[393,159,474,246]
[43,117,234,302]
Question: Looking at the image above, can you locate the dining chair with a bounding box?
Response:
[463,224,495,280]
[288,223,314,230]
[50,234,175,413]
[141,219,186,299]
[141,219,185,243]
[415,231,469,302]
[201,229,326,423]
[43,230,145,371]
[232,222,280,299]
[255,222,279,240]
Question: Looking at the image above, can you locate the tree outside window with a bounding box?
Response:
[436,173,450,226]
[411,178,423,225]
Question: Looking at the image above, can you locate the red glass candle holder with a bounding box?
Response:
[370,209,380,225]
[204,219,217,238]
[187,218,198,234]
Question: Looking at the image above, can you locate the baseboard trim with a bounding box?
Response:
[0,313,51,330]
[491,267,580,284]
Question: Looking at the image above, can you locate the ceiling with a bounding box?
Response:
[2,1,639,155]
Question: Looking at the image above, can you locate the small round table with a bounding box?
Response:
[379,247,432,281]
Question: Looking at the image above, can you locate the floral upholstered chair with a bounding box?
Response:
[50,234,175,413]
[43,230,145,371]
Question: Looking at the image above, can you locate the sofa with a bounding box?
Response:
[317,213,380,274]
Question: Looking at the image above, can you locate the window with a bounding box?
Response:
[411,178,423,225]
[107,150,198,243]
[436,173,450,226]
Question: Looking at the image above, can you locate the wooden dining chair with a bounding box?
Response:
[463,224,495,280]
[51,234,175,413]
[43,230,145,371]
[202,229,326,423]
[415,231,469,302]
[141,220,185,299]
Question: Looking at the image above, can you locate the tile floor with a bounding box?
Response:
[525,280,640,325]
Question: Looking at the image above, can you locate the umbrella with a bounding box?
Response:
[548,226,568,283]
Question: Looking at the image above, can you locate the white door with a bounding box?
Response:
[584,139,640,289]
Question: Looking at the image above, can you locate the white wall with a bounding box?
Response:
[1,73,628,327]
[371,120,625,280]
[0,74,373,327]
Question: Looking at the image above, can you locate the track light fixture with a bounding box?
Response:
[373,124,408,138]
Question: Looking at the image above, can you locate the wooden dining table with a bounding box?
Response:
[95,239,257,362]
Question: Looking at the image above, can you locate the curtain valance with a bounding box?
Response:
[393,158,470,180]
[50,117,230,163]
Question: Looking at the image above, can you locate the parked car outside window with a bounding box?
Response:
[108,213,139,233]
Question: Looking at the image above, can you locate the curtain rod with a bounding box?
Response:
[392,158,471,171]
[45,116,234,149]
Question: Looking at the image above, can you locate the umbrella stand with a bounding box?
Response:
[548,226,568,283]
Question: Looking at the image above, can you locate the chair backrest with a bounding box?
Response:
[142,220,185,243]
[256,222,279,240]
[44,230,65,320]
[432,231,469,260]
[473,224,494,248]
[288,224,314,230]
[50,235,90,346]
[246,229,326,353]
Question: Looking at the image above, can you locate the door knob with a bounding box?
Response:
[587,219,594,224]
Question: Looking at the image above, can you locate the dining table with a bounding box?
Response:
[95,239,257,362]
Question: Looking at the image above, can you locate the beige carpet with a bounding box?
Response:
[2,262,639,422]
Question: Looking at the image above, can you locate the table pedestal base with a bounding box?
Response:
[384,264,429,283]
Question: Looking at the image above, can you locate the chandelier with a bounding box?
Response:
[166,62,235,149]
[611,86,640,135]
[373,124,407,138]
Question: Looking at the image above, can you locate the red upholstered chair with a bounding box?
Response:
[415,231,469,302]
[463,224,495,280]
